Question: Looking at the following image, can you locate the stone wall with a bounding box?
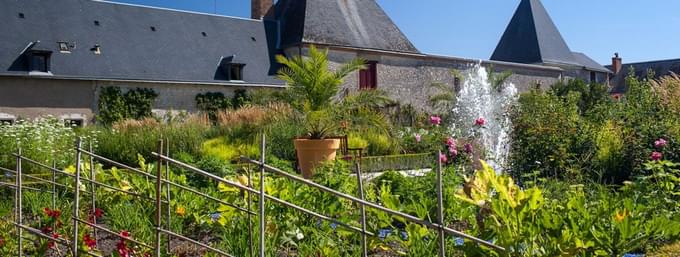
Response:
[0,76,264,124]
[286,46,564,111]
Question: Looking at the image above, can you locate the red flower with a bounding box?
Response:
[0,236,5,247]
[41,226,53,234]
[651,151,663,161]
[94,208,104,218]
[475,117,486,126]
[43,208,61,219]
[47,241,55,249]
[51,232,60,239]
[120,230,130,238]
[83,234,97,249]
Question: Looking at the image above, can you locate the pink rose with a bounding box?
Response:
[654,138,667,148]
[430,116,442,126]
[475,117,486,126]
[651,151,663,161]
[449,147,458,158]
[445,137,456,147]
[439,153,448,163]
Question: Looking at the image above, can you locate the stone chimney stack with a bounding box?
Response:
[612,53,622,74]
[251,0,273,20]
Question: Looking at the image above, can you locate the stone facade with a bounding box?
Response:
[286,46,564,111]
[0,76,276,124]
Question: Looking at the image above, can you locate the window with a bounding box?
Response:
[18,13,25,19]
[58,42,70,53]
[64,119,84,127]
[28,52,51,72]
[590,71,597,83]
[359,61,378,89]
[227,64,245,81]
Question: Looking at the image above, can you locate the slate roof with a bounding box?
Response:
[607,58,680,94]
[0,0,283,85]
[275,0,419,53]
[491,0,608,73]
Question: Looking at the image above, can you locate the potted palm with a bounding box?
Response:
[276,46,366,178]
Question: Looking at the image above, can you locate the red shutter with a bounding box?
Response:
[359,61,378,90]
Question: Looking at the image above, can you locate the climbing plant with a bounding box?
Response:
[97,86,159,125]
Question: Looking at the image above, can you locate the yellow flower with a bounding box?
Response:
[614,209,628,222]
[176,206,186,217]
[237,174,249,187]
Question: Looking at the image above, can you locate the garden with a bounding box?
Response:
[0,47,679,256]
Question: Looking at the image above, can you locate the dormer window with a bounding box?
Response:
[227,63,245,81]
[218,55,246,81]
[27,51,52,73]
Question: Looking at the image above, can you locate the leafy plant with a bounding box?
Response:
[276,45,366,139]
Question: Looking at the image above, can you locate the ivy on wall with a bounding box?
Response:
[195,89,252,121]
[97,86,159,125]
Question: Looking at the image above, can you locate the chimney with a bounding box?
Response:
[251,0,273,20]
[612,53,622,74]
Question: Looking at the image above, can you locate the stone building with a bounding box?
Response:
[0,0,609,124]
[607,53,680,95]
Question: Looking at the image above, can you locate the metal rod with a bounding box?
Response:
[89,142,98,246]
[161,178,254,215]
[73,138,83,257]
[0,182,50,193]
[158,228,234,257]
[153,152,373,236]
[52,159,57,210]
[165,139,171,255]
[241,157,505,252]
[16,143,23,257]
[154,139,163,257]
[355,163,368,257]
[247,165,254,257]
[258,133,265,257]
[76,149,154,179]
[1,169,69,189]
[436,151,446,257]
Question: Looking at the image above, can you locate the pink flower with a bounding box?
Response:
[414,134,422,143]
[449,147,458,158]
[445,137,456,147]
[651,151,663,161]
[439,153,448,163]
[430,116,442,126]
[475,117,486,126]
[464,143,474,154]
[654,138,668,148]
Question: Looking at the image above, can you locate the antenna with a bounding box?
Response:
[214,0,217,14]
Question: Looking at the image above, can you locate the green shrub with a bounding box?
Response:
[97,86,159,125]
[195,92,231,121]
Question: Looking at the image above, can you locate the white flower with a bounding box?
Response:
[295,228,304,240]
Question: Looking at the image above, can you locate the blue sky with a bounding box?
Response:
[109,0,680,65]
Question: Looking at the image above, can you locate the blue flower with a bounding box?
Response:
[330,222,338,231]
[378,229,392,240]
[454,237,464,246]
[399,231,409,240]
[622,254,644,257]
[210,213,221,221]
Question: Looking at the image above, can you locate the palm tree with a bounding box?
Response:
[275,45,366,139]
[276,45,366,113]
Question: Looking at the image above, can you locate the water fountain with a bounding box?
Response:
[451,62,518,173]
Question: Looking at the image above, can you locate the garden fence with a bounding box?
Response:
[2,135,504,257]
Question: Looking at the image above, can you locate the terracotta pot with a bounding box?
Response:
[294,138,340,179]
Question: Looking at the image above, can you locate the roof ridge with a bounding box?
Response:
[92,0,262,23]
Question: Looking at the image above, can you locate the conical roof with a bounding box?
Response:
[275,0,418,53]
[491,0,578,66]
